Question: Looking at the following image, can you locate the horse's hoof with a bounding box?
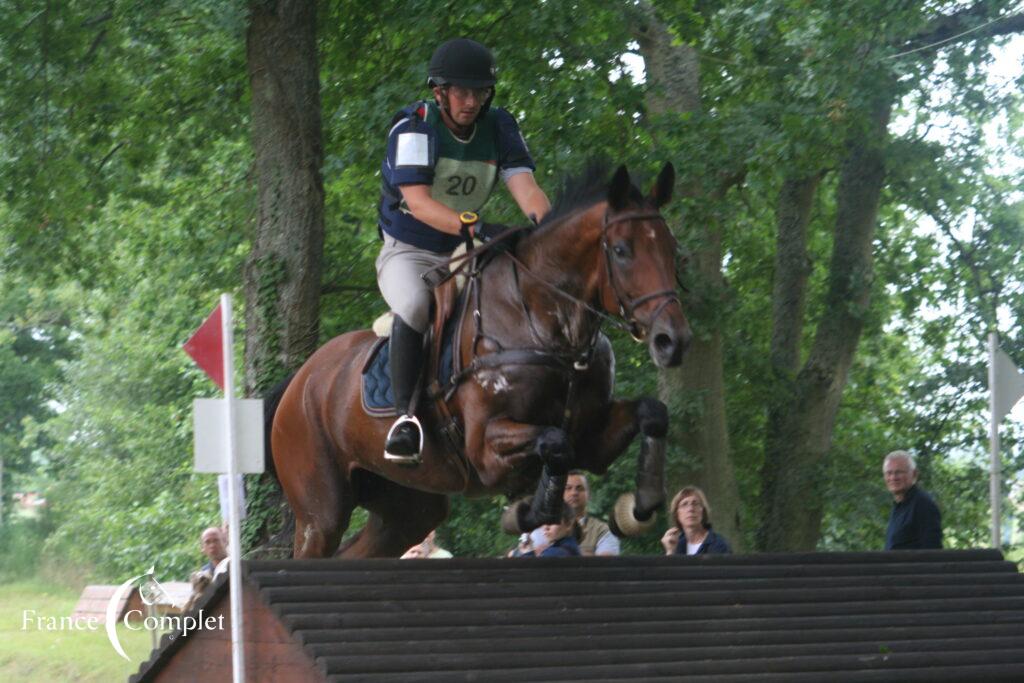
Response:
[613,493,657,537]
[501,499,530,534]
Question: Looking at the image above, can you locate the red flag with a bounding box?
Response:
[183,303,224,390]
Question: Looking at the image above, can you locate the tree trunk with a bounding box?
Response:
[244,0,325,397]
[758,99,891,551]
[243,0,324,557]
[769,175,821,374]
[634,2,742,546]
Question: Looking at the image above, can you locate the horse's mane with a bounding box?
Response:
[536,160,644,232]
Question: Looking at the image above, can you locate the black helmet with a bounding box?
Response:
[427,39,496,88]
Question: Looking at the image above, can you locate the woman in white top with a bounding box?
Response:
[660,486,732,556]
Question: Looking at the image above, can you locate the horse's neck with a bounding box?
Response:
[515,204,605,350]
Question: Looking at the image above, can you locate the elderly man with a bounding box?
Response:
[185,527,229,609]
[883,450,943,550]
[563,471,620,556]
[199,526,228,575]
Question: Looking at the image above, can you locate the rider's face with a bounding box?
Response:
[435,85,490,127]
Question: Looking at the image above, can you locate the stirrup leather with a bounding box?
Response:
[384,414,424,464]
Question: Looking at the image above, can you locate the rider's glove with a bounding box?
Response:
[458,211,506,242]
[475,221,509,242]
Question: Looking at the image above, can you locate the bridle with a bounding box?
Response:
[422,206,684,351]
[600,209,682,342]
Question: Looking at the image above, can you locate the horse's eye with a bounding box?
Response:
[612,243,630,259]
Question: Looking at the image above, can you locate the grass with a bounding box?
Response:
[0,579,155,682]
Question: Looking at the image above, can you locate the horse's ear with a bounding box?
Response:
[608,165,632,211]
[650,162,675,208]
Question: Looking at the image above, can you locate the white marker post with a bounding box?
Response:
[988,331,1024,549]
[221,294,245,683]
[190,295,265,683]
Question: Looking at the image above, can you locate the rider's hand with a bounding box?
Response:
[661,527,680,556]
[472,221,508,242]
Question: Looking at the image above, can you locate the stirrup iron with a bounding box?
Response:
[384,414,424,465]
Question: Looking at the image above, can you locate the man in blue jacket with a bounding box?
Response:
[883,450,943,550]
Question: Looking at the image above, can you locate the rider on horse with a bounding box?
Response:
[377,38,551,464]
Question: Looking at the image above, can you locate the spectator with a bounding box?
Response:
[884,450,943,550]
[524,506,581,557]
[421,529,453,558]
[661,486,732,556]
[563,471,620,556]
[400,544,426,559]
[402,529,453,559]
[186,526,227,610]
[199,526,228,575]
[506,532,534,558]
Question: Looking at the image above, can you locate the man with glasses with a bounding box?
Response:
[377,38,550,463]
[883,450,943,550]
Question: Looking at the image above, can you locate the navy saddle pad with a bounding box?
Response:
[361,316,458,416]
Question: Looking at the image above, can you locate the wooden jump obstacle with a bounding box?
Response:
[130,549,1024,682]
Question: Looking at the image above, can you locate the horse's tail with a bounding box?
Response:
[262,372,297,478]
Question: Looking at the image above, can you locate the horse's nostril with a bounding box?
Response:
[654,333,674,353]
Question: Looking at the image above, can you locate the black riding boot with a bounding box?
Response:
[384,316,425,462]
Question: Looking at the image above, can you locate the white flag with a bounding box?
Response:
[991,346,1024,424]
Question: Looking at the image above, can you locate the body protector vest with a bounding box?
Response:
[379,100,535,253]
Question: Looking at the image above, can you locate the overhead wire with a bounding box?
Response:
[884,9,1024,60]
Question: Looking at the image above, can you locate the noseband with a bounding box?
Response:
[601,210,681,342]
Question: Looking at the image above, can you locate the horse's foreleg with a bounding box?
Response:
[495,426,573,533]
[576,397,670,536]
[291,471,354,559]
[632,398,669,519]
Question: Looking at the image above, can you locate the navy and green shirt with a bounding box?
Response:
[379,101,535,253]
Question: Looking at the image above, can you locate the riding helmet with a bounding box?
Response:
[427,38,497,88]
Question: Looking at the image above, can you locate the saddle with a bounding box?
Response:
[359,275,465,417]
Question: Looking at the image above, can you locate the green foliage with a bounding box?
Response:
[0,516,52,582]
[0,272,74,508]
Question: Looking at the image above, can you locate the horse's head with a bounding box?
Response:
[599,163,692,368]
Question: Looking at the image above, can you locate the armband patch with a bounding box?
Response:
[396,132,429,167]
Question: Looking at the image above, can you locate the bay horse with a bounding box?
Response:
[268,162,691,558]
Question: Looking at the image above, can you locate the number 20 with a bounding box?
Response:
[446,175,477,195]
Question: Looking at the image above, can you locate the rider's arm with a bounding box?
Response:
[505,172,551,224]
[397,185,464,236]
[493,108,549,224]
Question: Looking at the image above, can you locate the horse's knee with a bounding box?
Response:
[637,397,669,438]
[535,427,572,474]
[295,515,344,559]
